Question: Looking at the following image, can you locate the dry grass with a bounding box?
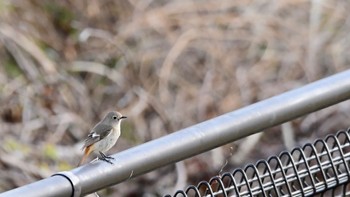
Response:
[0,0,350,196]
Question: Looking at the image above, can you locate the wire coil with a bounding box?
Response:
[167,128,350,197]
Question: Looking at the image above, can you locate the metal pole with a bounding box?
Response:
[0,175,73,197]
[1,70,350,197]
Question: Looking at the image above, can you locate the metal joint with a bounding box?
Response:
[52,171,81,197]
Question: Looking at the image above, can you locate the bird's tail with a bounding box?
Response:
[77,145,93,167]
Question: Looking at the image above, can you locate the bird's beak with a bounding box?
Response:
[120,116,127,120]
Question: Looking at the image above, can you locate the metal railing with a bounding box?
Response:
[167,128,350,197]
[0,69,350,197]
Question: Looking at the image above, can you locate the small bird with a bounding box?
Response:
[78,111,127,166]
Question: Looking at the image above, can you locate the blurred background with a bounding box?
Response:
[0,0,350,196]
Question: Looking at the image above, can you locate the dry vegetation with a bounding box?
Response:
[0,0,350,196]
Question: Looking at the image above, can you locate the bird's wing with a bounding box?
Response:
[83,124,114,148]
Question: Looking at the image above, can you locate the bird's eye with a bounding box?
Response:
[113,116,117,120]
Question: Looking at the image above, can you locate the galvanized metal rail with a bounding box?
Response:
[1,69,350,197]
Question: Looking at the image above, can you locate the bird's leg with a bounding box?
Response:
[99,151,115,160]
[98,151,115,164]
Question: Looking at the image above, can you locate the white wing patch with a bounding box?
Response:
[91,132,100,138]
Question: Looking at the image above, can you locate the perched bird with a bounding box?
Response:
[78,111,127,166]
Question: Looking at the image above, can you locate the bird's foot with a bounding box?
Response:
[98,152,115,164]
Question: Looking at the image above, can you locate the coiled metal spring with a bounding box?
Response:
[167,128,350,197]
